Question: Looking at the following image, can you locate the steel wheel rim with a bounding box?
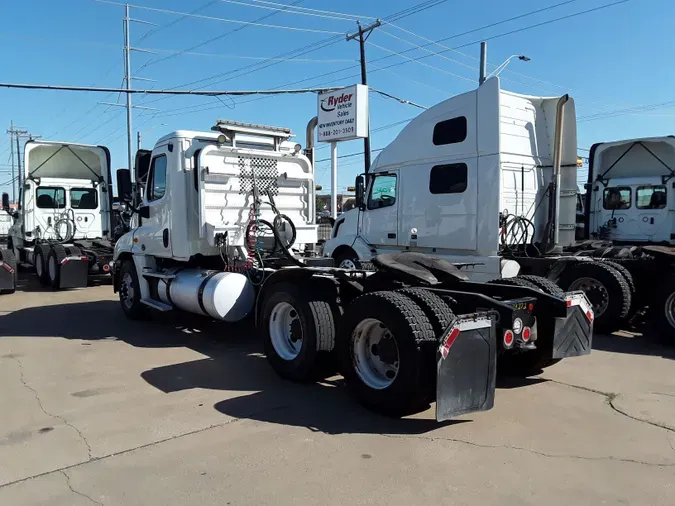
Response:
[35,254,42,277]
[568,276,610,317]
[269,302,303,361]
[339,258,357,270]
[48,255,57,281]
[665,291,675,329]
[120,272,135,309]
[351,318,399,390]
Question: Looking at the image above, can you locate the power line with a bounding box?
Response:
[217,0,362,22]
[94,0,344,34]
[246,0,373,20]
[139,0,220,41]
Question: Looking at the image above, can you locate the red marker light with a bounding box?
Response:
[528,303,534,311]
[503,330,514,348]
[522,327,531,342]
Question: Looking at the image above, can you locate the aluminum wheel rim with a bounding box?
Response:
[35,255,43,277]
[339,258,357,270]
[568,276,609,317]
[351,318,399,390]
[120,272,135,309]
[269,302,303,361]
[665,291,675,329]
[48,255,57,281]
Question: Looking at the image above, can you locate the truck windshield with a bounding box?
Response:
[36,187,66,209]
[70,188,98,209]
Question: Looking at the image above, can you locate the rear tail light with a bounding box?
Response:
[503,330,514,348]
[1,262,14,273]
[522,327,531,342]
[103,264,110,272]
[440,327,461,359]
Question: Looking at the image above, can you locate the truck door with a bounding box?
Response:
[634,185,670,241]
[136,148,172,257]
[360,171,399,247]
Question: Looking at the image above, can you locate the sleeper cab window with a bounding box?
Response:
[603,187,631,210]
[429,163,468,194]
[36,187,66,209]
[432,117,467,146]
[636,185,667,210]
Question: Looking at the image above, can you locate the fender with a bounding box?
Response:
[324,234,374,262]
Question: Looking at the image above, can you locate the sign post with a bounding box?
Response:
[317,84,369,218]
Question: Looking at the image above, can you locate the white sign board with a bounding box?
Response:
[317,84,368,143]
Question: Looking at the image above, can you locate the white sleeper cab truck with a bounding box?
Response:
[1,141,116,293]
[323,77,626,333]
[113,119,594,421]
[574,136,675,334]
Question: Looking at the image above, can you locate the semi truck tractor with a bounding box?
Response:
[0,141,117,293]
[111,117,594,421]
[322,77,638,335]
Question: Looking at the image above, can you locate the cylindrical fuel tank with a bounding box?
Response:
[158,269,255,322]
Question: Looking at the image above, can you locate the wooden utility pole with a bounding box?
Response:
[346,19,381,174]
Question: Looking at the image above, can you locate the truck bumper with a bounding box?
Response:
[436,314,497,422]
[550,293,594,360]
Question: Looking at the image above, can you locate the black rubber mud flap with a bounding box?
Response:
[59,255,90,289]
[436,314,497,422]
[551,292,594,360]
[0,262,15,291]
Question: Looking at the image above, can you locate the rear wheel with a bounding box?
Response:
[34,245,50,286]
[0,248,17,294]
[262,281,340,382]
[557,261,631,334]
[337,291,436,417]
[517,275,565,298]
[651,277,675,338]
[600,259,637,318]
[47,245,67,290]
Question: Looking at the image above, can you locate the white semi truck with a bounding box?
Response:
[575,136,675,333]
[111,117,594,421]
[322,77,634,334]
[0,141,117,293]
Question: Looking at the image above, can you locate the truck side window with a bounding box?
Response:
[147,155,167,201]
[36,187,66,209]
[367,174,397,210]
[432,116,467,146]
[636,186,667,209]
[429,163,468,194]
[603,187,631,210]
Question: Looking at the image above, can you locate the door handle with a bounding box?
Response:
[388,233,396,239]
[650,217,655,224]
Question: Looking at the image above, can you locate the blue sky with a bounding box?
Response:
[1,0,674,199]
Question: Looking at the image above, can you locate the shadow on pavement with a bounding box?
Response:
[591,331,675,360]
[14,271,112,293]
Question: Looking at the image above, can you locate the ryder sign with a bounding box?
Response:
[317,84,368,142]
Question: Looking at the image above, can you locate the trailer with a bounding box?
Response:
[111,118,594,420]
[0,141,116,293]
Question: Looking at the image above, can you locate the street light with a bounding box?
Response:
[486,54,531,80]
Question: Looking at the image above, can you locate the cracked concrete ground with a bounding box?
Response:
[1,276,674,505]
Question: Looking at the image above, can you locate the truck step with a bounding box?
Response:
[140,299,173,311]
[141,270,176,280]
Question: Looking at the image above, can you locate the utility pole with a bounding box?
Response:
[7,122,28,204]
[124,4,134,181]
[137,130,141,150]
[347,19,381,175]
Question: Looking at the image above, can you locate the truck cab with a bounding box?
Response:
[585,137,675,245]
[323,77,579,281]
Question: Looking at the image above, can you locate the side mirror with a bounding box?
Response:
[116,169,133,203]
[135,149,152,184]
[139,206,150,219]
[1,192,9,212]
[354,175,365,210]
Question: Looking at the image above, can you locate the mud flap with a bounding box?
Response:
[59,257,90,289]
[436,314,497,422]
[0,262,15,291]
[551,292,594,359]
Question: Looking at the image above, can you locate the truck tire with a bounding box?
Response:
[517,275,565,299]
[396,288,455,337]
[47,245,67,290]
[600,259,637,318]
[651,277,675,338]
[0,248,17,294]
[337,291,436,417]
[34,244,50,286]
[261,282,335,382]
[488,277,540,290]
[119,260,148,320]
[557,261,631,334]
[335,249,361,270]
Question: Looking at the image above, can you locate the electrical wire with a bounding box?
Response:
[217,0,362,22]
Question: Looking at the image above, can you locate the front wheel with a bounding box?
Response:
[119,260,147,320]
[335,250,361,270]
[337,291,436,417]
